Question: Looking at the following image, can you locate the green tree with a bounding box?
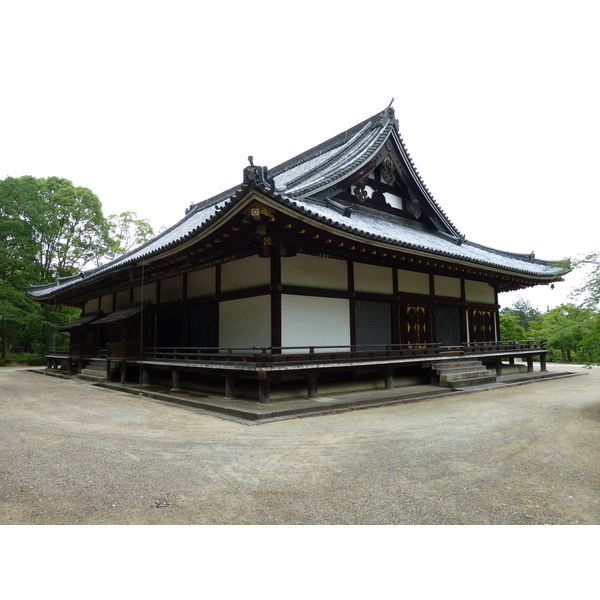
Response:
[499,315,527,341]
[0,176,113,357]
[34,176,111,279]
[580,313,600,366]
[570,253,600,309]
[104,211,154,262]
[528,303,593,362]
[500,297,541,329]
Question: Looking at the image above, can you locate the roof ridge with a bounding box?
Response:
[269,108,388,178]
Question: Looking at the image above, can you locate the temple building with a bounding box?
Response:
[30,105,569,404]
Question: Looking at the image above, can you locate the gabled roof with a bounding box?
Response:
[30,105,570,301]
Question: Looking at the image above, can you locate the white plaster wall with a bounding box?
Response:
[161,275,183,303]
[465,280,495,304]
[221,255,270,293]
[281,295,350,352]
[133,282,157,304]
[219,295,271,349]
[354,263,393,294]
[398,269,430,295]
[281,254,347,290]
[188,267,215,298]
[434,275,461,298]
[383,191,403,210]
[84,298,98,313]
[115,289,130,309]
[100,294,113,314]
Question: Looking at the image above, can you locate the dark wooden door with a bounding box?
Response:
[436,305,462,347]
[355,300,392,349]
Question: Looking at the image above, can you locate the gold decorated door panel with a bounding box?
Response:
[470,308,495,342]
[405,305,428,346]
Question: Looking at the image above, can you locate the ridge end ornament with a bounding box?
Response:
[410,198,422,219]
[382,156,396,185]
[354,179,369,203]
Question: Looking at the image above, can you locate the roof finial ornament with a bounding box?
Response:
[384,98,398,130]
[248,155,254,167]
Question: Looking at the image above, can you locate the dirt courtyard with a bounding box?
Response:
[1,364,598,525]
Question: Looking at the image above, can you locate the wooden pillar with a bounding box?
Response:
[105,360,110,381]
[171,368,180,391]
[307,371,319,399]
[384,365,394,390]
[526,355,534,373]
[141,365,150,385]
[224,374,236,400]
[120,361,127,384]
[540,353,547,372]
[258,371,271,405]
[270,254,282,351]
[495,357,503,377]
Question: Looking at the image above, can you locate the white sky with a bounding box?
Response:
[2,0,598,311]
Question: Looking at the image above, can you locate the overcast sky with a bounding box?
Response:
[2,0,598,310]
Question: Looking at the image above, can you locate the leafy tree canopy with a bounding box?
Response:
[105,211,155,262]
[528,303,593,362]
[0,176,155,358]
[500,297,541,329]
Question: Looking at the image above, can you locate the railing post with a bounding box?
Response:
[171,368,180,392]
[258,370,270,405]
[385,365,394,390]
[495,356,503,376]
[224,374,236,400]
[307,370,319,399]
[526,355,534,373]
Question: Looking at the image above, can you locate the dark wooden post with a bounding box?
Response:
[120,361,127,384]
[171,368,180,391]
[258,371,271,405]
[526,355,534,373]
[224,374,236,400]
[540,353,547,372]
[307,371,319,399]
[495,357,503,377]
[384,365,394,390]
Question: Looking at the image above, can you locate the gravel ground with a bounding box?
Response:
[0,364,598,525]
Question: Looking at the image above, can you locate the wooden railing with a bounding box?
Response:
[46,347,69,357]
[142,343,445,364]
[462,340,547,353]
[48,340,548,366]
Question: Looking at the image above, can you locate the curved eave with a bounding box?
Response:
[271,194,569,281]
[29,183,250,301]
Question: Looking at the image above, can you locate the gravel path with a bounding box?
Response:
[1,365,598,524]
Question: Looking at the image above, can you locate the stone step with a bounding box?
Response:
[432,358,497,390]
[433,360,483,372]
[80,367,106,378]
[442,375,497,390]
[77,373,106,383]
[435,365,490,375]
[439,369,493,383]
[83,364,105,372]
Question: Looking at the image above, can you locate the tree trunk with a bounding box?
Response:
[1,317,7,360]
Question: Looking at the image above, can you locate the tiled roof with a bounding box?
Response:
[29,106,568,299]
